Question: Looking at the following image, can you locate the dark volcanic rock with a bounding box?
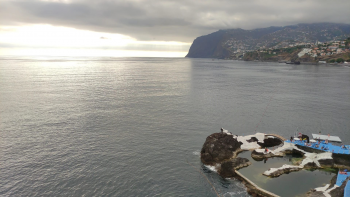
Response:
[318,159,334,167]
[304,162,318,168]
[200,132,242,165]
[246,137,258,143]
[218,158,251,178]
[329,177,349,197]
[296,145,325,154]
[329,174,338,188]
[257,137,282,147]
[333,153,350,167]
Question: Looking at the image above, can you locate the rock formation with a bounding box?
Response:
[200,132,242,165]
[218,158,251,178]
[257,136,283,147]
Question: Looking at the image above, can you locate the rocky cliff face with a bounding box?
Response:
[185,30,231,59]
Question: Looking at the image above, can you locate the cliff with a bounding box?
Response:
[185,30,231,59]
[186,23,350,59]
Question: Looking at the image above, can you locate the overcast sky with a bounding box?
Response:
[1,0,350,57]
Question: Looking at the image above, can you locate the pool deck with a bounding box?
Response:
[285,140,350,155]
[335,171,350,186]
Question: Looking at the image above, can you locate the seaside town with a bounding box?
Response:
[227,37,350,63]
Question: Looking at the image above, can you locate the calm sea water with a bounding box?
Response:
[1,57,350,197]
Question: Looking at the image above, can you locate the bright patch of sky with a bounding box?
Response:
[0,24,190,57]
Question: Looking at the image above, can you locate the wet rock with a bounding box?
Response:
[200,132,242,165]
[291,148,306,156]
[218,158,251,178]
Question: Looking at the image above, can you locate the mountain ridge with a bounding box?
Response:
[185,23,350,59]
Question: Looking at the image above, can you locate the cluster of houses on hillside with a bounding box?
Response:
[297,40,350,58]
[227,38,350,57]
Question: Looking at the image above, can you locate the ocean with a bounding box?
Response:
[1,57,350,196]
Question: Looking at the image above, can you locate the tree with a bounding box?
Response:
[336,58,344,63]
[329,59,335,63]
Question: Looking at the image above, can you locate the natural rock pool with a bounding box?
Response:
[237,151,336,197]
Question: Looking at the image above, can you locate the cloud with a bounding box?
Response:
[1,0,350,42]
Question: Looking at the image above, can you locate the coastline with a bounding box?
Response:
[224,58,349,66]
[200,132,350,197]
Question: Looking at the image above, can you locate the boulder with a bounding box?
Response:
[200,132,242,165]
[218,158,251,178]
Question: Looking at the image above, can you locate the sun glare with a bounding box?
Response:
[0,48,187,57]
[0,25,190,57]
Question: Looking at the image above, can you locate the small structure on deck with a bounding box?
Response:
[312,134,342,142]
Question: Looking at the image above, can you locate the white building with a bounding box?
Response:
[298,48,312,57]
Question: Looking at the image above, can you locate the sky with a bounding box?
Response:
[1,0,350,57]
